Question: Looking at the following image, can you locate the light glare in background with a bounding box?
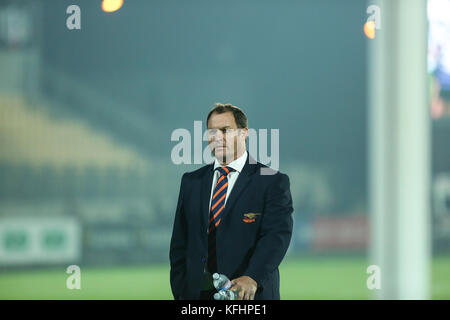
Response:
[364,21,376,39]
[102,0,124,13]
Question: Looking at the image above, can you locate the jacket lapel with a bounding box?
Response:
[201,163,214,232]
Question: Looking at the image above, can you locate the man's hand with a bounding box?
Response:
[230,276,257,300]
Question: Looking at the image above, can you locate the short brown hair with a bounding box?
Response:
[206,103,248,129]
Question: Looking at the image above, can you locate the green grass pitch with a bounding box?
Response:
[1,255,449,299]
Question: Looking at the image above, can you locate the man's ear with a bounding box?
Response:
[240,128,249,139]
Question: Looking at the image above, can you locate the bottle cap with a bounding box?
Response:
[212,273,219,280]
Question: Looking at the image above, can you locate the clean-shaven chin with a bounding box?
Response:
[213,148,228,162]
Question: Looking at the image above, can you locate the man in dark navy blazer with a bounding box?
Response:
[170,103,293,300]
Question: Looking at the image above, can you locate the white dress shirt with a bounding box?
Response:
[208,150,248,211]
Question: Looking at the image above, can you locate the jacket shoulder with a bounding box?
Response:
[180,163,214,181]
[255,162,289,180]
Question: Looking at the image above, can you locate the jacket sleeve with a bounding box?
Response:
[169,173,187,300]
[243,172,294,289]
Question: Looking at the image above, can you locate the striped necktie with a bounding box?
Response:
[207,166,235,274]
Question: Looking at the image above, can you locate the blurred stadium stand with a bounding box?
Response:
[0,91,186,267]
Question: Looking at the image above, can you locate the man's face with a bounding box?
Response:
[207,112,248,164]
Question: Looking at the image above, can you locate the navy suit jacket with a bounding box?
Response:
[169,153,293,300]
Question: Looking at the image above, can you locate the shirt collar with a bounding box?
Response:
[213,150,248,173]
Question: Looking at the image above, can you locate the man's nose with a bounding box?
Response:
[214,132,225,142]
[214,137,225,145]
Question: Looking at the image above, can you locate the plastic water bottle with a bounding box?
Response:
[212,273,232,291]
[214,289,238,300]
